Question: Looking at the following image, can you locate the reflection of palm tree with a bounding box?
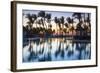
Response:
[65,45,69,51]
[76,43,81,59]
[47,51,51,61]
[76,43,87,59]
[48,38,52,50]
[55,40,61,57]
[67,42,74,57]
[28,41,33,52]
[39,39,44,54]
[67,50,74,57]
[40,39,45,54]
[28,41,37,61]
[60,49,64,59]
[60,38,65,58]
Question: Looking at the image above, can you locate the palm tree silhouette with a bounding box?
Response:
[45,13,52,35]
[54,17,58,35]
[45,13,51,28]
[72,13,83,36]
[70,18,75,35]
[87,13,91,34]
[66,17,74,35]
[32,14,37,27]
[54,17,61,35]
[72,13,82,22]
[26,14,37,37]
[60,16,65,35]
[26,14,34,30]
[38,11,47,29]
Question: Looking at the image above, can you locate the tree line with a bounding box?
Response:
[23,11,91,38]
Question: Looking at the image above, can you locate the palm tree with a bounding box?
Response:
[60,16,65,35]
[66,17,72,25]
[60,16,64,29]
[45,13,52,35]
[83,23,88,36]
[72,13,83,36]
[66,17,74,35]
[26,14,36,37]
[87,13,91,32]
[38,11,47,29]
[54,17,61,35]
[70,18,75,35]
[63,22,69,35]
[26,14,34,30]
[83,13,91,36]
[45,13,51,29]
[54,17,58,35]
[36,19,43,34]
[87,13,90,24]
[72,13,82,22]
[32,14,37,27]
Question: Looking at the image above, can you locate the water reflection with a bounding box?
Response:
[23,38,91,62]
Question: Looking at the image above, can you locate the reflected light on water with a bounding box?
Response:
[23,38,91,62]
